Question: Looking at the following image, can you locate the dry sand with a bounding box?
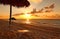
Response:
[0,19,60,39]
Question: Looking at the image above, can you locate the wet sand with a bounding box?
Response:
[0,19,60,39]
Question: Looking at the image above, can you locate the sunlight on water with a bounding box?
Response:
[25,19,31,24]
[17,30,30,33]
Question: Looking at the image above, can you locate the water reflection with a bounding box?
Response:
[17,30,30,33]
[25,19,31,24]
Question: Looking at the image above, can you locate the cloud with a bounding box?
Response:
[13,13,24,16]
[29,0,43,3]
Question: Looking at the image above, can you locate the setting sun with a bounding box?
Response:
[24,13,31,19]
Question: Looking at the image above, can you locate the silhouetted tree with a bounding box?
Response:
[0,0,30,25]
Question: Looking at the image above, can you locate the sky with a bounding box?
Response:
[0,0,60,19]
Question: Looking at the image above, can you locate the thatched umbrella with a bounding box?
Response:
[0,0,30,25]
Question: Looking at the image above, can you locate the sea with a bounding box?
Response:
[12,19,60,28]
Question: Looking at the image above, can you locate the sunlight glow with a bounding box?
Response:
[25,19,31,24]
[17,30,30,33]
[24,13,31,24]
[24,13,31,19]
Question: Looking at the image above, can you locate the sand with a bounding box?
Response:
[0,19,60,39]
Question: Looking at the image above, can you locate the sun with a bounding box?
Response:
[18,13,32,19]
[24,13,31,19]
[18,13,31,24]
[23,13,31,24]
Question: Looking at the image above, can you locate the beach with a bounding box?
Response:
[0,19,60,39]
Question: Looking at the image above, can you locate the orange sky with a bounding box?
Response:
[0,0,60,19]
[12,12,60,19]
[0,12,60,19]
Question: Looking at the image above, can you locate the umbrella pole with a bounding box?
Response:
[9,5,12,26]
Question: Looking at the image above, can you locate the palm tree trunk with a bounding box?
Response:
[9,5,12,25]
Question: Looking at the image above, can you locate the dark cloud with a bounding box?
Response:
[13,3,55,17]
[30,8,43,14]
[30,3,55,14]
[38,8,43,13]
[45,3,55,9]
[13,13,24,16]
[44,3,55,13]
[0,0,30,7]
[49,4,54,9]
[45,9,53,13]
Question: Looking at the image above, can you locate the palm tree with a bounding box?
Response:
[0,0,30,25]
